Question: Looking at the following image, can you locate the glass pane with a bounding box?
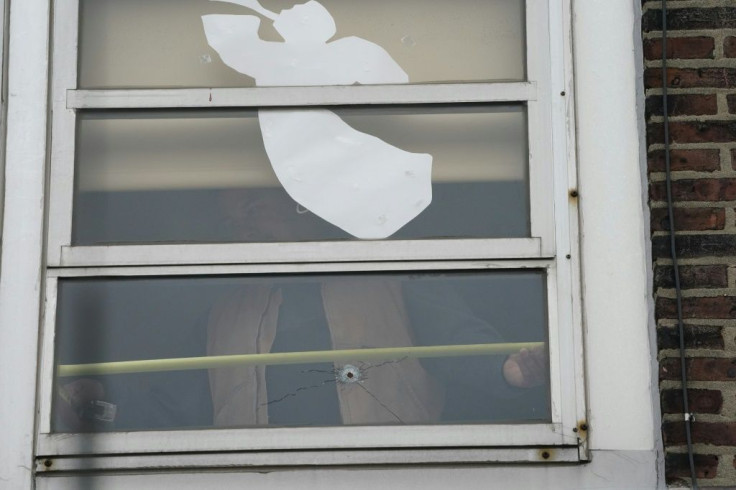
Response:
[78,0,525,88]
[73,105,529,244]
[52,271,549,432]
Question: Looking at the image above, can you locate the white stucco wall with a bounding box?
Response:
[575,0,660,454]
[0,0,50,489]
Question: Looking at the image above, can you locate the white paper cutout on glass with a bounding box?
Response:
[202,0,433,239]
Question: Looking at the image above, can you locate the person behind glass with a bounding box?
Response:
[208,188,547,427]
[55,189,547,431]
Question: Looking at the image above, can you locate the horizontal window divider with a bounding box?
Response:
[36,446,581,472]
[67,82,537,110]
[37,423,571,456]
[56,238,545,268]
[47,258,555,278]
[57,342,546,377]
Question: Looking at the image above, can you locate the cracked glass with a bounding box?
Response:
[52,271,550,432]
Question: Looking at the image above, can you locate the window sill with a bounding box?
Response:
[36,445,584,474]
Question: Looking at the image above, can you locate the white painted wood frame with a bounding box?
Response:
[0,0,51,489]
[37,0,587,469]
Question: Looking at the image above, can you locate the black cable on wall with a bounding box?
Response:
[660,0,698,487]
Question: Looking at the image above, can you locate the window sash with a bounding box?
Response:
[47,0,556,267]
[67,83,537,109]
[54,97,547,264]
[36,261,578,458]
[36,425,576,459]
[56,238,543,267]
[36,446,582,473]
[40,0,584,463]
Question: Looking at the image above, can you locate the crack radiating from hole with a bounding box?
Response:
[356,383,404,424]
[262,357,409,424]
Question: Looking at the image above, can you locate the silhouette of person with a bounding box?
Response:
[204,0,408,86]
[202,1,433,239]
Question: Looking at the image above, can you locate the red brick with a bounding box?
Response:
[645,4,736,475]
[643,8,736,31]
[648,149,720,173]
[664,421,736,446]
[654,264,728,288]
[651,208,725,232]
[657,296,736,320]
[725,36,736,58]
[657,325,724,350]
[666,453,718,482]
[651,121,736,144]
[651,234,736,259]
[646,94,718,118]
[660,389,723,414]
[660,357,736,382]
[644,37,715,60]
[649,179,736,202]
[728,95,736,115]
[645,67,736,89]
[647,123,662,144]
[660,358,681,381]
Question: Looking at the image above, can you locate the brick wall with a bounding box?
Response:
[643,0,736,486]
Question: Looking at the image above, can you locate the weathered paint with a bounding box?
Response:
[574,0,660,457]
[35,449,659,489]
[0,0,50,489]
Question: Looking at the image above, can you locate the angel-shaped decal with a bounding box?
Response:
[202,0,433,239]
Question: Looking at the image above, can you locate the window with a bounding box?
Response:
[38,0,585,468]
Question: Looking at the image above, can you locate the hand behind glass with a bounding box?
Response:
[56,378,105,431]
[502,346,547,388]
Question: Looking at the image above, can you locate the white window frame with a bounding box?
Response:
[0,0,7,233]
[36,0,586,469]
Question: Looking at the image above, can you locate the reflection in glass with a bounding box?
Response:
[78,0,525,88]
[73,105,529,244]
[53,271,550,432]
